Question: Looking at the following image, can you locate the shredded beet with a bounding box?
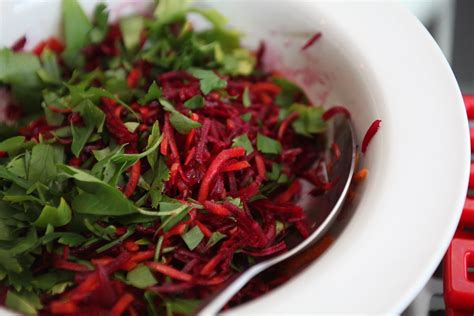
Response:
[322,105,351,121]
[361,119,382,153]
[11,35,27,52]
[301,32,322,51]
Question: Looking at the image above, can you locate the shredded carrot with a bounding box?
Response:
[111,293,135,316]
[354,168,369,182]
[146,262,193,282]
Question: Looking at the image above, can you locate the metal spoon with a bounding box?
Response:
[196,114,357,315]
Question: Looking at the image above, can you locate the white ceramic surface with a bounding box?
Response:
[0,0,469,314]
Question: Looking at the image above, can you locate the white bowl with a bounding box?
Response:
[0,0,469,314]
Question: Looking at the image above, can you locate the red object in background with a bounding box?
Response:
[444,237,474,311]
[464,95,474,119]
[470,128,474,152]
[469,165,474,188]
[462,198,474,227]
[444,95,474,314]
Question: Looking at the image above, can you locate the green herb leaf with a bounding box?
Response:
[182,226,204,250]
[96,227,134,253]
[154,0,191,25]
[120,15,144,52]
[90,3,109,43]
[38,49,62,84]
[289,103,326,136]
[273,77,306,108]
[149,157,170,208]
[112,131,163,164]
[71,125,93,158]
[165,298,200,315]
[0,250,22,273]
[191,7,228,28]
[158,201,190,232]
[147,122,161,171]
[5,290,42,316]
[160,98,201,134]
[231,134,253,155]
[154,236,164,261]
[183,95,204,110]
[242,87,251,107]
[126,264,158,289]
[144,291,159,316]
[31,271,74,291]
[240,112,252,122]
[256,133,282,155]
[267,163,282,181]
[62,0,92,67]
[34,198,72,228]
[78,99,106,132]
[0,136,26,155]
[0,49,42,111]
[28,144,64,184]
[59,165,138,215]
[188,68,227,95]
[139,81,162,105]
[206,231,226,248]
[10,228,38,255]
[219,48,255,76]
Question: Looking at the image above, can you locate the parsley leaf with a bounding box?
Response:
[232,134,253,155]
[256,133,282,154]
[188,68,227,95]
[139,81,162,105]
[158,200,191,232]
[160,98,201,134]
[34,198,72,228]
[153,0,191,26]
[120,15,144,52]
[112,125,163,164]
[206,231,226,248]
[28,144,64,184]
[149,157,170,208]
[71,125,92,158]
[0,136,26,155]
[5,290,42,316]
[184,95,204,110]
[62,0,92,67]
[267,163,282,181]
[0,49,42,111]
[70,100,105,157]
[240,112,252,122]
[165,298,201,315]
[38,49,61,84]
[90,3,109,43]
[59,165,138,216]
[182,226,204,250]
[273,77,306,108]
[289,103,326,136]
[126,264,158,289]
[242,87,251,107]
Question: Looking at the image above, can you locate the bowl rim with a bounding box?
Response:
[0,0,469,314]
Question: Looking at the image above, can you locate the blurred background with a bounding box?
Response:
[401,0,470,314]
[402,0,472,92]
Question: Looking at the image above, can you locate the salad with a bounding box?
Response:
[0,0,376,315]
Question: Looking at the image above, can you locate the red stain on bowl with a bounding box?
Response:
[261,38,333,105]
